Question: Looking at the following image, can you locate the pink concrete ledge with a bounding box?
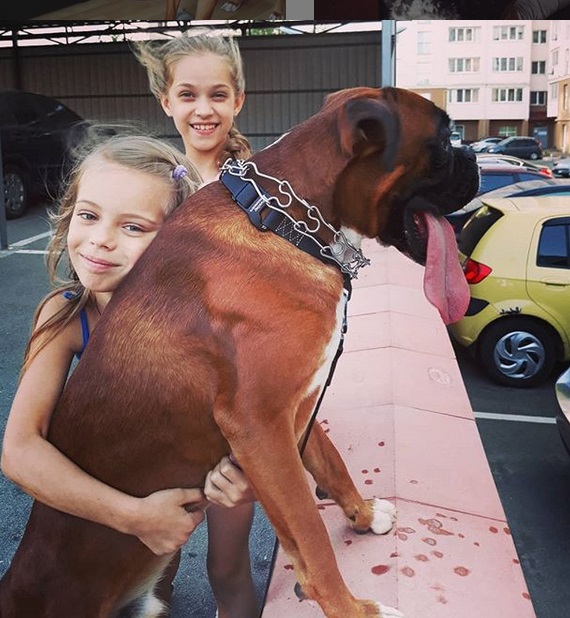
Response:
[262,240,536,617]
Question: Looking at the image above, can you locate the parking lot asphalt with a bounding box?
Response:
[0,203,276,617]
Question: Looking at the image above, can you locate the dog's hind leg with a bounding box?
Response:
[302,422,396,535]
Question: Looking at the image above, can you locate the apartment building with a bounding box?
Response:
[395,20,555,149]
[549,20,570,152]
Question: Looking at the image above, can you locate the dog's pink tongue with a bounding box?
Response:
[422,212,470,325]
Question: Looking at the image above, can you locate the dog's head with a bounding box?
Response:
[328,87,479,254]
[325,87,480,323]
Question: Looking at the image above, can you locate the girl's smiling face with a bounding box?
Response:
[67,157,171,302]
[160,53,245,175]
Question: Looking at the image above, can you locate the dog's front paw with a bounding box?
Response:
[369,498,396,535]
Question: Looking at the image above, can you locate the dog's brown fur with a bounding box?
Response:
[0,87,479,617]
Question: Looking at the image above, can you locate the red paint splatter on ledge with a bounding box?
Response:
[371,564,390,575]
[401,566,415,577]
[399,527,416,534]
[454,566,470,577]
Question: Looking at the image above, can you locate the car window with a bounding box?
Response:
[11,96,39,126]
[517,172,541,182]
[458,206,504,256]
[537,220,570,268]
[480,173,517,192]
[0,98,16,125]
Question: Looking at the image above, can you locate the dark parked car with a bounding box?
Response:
[1,90,88,219]
[487,136,543,160]
[552,158,570,178]
[446,169,570,235]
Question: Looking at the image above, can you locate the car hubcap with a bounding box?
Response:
[4,172,25,215]
[494,331,545,380]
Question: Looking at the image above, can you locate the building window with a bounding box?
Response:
[448,88,479,103]
[417,62,431,86]
[449,57,480,72]
[449,27,478,42]
[531,60,546,74]
[564,84,569,111]
[493,25,524,41]
[533,30,547,44]
[498,126,518,137]
[492,57,524,72]
[530,91,547,106]
[417,31,431,55]
[553,49,559,67]
[492,88,523,102]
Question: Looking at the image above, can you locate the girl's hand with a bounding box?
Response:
[204,456,256,508]
[131,487,207,555]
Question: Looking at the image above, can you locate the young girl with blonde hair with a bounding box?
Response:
[134,30,261,618]
[2,134,217,563]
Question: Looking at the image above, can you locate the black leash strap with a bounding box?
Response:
[219,164,353,293]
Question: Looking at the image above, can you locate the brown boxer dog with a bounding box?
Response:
[0,87,479,617]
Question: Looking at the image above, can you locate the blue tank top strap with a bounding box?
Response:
[78,308,90,357]
[62,291,90,358]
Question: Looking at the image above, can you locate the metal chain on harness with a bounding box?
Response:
[220,158,371,281]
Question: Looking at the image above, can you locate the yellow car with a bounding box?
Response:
[449,195,570,387]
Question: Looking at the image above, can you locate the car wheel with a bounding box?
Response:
[529,152,539,160]
[3,166,29,219]
[478,318,557,387]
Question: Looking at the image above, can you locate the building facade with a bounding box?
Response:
[549,20,570,152]
[395,20,566,151]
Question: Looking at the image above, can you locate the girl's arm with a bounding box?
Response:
[1,297,205,555]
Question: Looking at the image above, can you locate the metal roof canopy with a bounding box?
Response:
[0,19,394,250]
[0,19,354,45]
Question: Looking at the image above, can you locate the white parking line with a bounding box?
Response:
[0,231,51,259]
[474,411,557,424]
[11,231,52,247]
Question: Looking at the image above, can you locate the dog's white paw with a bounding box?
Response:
[377,603,405,617]
[370,498,396,535]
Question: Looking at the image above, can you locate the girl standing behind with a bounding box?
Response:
[133,31,260,618]
[2,135,208,562]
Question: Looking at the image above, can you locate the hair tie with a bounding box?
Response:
[172,164,188,180]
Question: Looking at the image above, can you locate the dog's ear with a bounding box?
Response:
[340,98,401,172]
